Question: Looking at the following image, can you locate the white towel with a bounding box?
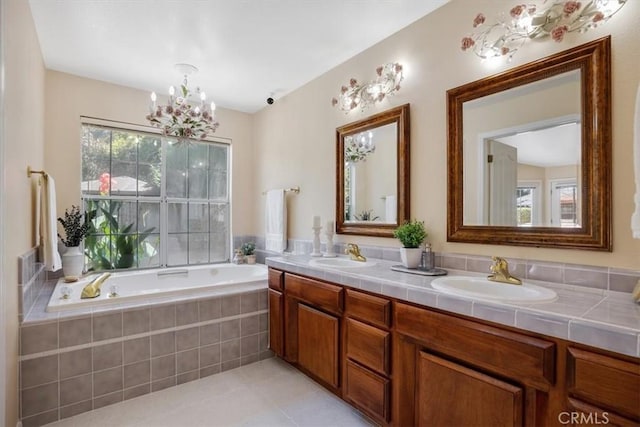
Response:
[632,83,640,239]
[265,189,287,253]
[40,175,62,271]
[385,195,397,223]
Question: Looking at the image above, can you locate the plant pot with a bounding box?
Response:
[245,254,256,265]
[62,246,84,281]
[400,247,422,269]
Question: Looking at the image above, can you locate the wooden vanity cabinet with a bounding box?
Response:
[394,301,556,427]
[566,347,640,425]
[343,289,392,424]
[282,273,343,392]
[268,269,284,358]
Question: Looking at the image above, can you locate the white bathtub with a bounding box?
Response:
[47,264,268,312]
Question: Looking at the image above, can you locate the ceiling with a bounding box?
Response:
[28,0,448,113]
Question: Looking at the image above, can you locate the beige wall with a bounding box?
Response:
[45,71,256,235]
[253,0,640,269]
[2,0,46,424]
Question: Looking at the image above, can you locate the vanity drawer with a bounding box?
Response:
[268,268,283,291]
[345,289,391,329]
[346,318,390,376]
[394,302,555,388]
[567,347,640,421]
[344,359,390,423]
[285,273,343,314]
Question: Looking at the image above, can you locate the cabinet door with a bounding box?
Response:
[417,351,523,427]
[298,303,340,389]
[268,289,284,358]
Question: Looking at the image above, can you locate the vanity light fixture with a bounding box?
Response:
[146,63,219,145]
[461,0,627,61]
[332,63,403,113]
[345,131,375,163]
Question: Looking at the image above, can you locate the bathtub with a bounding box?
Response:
[47,263,268,312]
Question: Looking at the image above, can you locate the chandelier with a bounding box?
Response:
[332,63,404,113]
[461,1,627,61]
[146,64,219,144]
[345,131,375,163]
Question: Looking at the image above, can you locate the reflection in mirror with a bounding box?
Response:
[463,70,582,228]
[337,104,410,237]
[344,123,397,224]
[447,37,611,251]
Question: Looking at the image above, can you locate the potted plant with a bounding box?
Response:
[58,205,95,281]
[241,242,257,264]
[393,219,427,268]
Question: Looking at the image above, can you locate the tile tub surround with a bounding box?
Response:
[18,247,47,321]
[18,288,271,427]
[266,254,640,358]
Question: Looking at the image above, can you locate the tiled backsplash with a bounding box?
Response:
[19,289,271,427]
[18,247,46,321]
[234,235,640,294]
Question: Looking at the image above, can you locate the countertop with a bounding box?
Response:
[266,254,640,358]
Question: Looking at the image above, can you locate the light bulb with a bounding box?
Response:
[150,92,157,102]
[169,86,175,96]
[210,102,216,111]
[200,91,206,101]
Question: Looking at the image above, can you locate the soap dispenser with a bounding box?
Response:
[422,243,435,271]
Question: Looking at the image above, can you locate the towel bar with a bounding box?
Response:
[261,186,300,195]
[27,166,47,178]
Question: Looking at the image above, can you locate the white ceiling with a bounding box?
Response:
[28,0,448,113]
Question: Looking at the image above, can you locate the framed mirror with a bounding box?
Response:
[336,104,410,237]
[447,37,611,251]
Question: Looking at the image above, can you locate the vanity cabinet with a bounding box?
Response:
[282,272,343,392]
[343,290,392,424]
[566,347,640,426]
[268,269,284,358]
[267,267,640,427]
[394,301,555,426]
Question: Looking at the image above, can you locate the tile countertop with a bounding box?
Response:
[266,254,640,358]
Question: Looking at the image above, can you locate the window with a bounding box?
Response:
[551,179,579,228]
[81,122,230,271]
[516,181,541,227]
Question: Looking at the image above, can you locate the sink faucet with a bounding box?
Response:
[488,257,522,285]
[81,273,112,299]
[345,243,367,262]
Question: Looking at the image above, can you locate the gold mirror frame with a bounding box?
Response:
[447,37,611,251]
[336,104,410,237]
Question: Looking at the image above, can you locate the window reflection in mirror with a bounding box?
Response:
[344,123,398,224]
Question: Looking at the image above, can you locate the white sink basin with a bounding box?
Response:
[309,258,377,269]
[431,276,557,304]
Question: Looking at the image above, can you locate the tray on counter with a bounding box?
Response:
[390,265,448,276]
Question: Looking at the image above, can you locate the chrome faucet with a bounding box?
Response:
[81,273,112,299]
[345,243,367,262]
[487,256,522,285]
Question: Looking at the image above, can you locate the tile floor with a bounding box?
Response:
[48,357,375,427]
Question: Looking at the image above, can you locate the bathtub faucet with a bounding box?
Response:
[81,273,112,299]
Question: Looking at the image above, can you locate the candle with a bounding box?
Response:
[326,220,334,231]
[313,216,321,228]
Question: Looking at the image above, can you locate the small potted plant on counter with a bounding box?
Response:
[241,242,257,264]
[58,205,95,281]
[393,219,427,269]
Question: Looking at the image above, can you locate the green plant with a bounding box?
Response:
[393,219,427,248]
[241,242,256,256]
[84,201,156,270]
[57,206,96,247]
[354,209,380,221]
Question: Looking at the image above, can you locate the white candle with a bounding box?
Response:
[313,216,321,228]
[326,220,334,231]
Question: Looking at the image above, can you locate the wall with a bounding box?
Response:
[2,0,47,424]
[252,0,640,270]
[45,71,256,236]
